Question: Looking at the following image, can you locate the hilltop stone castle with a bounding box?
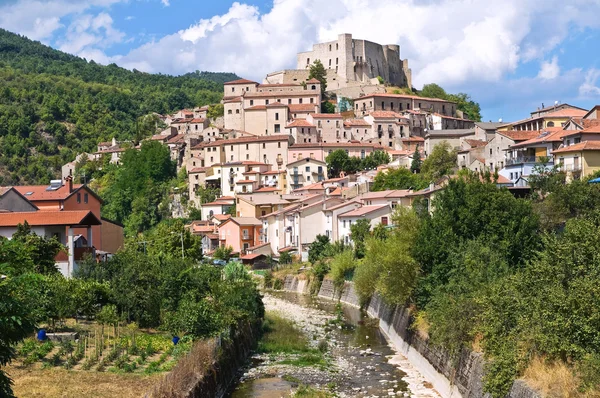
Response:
[265,34,412,95]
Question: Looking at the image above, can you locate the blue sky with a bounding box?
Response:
[1,0,600,122]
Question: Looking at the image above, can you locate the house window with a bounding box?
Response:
[246,144,249,150]
[278,142,281,148]
[547,121,555,127]
[250,100,254,106]
[311,85,316,90]
[266,99,269,105]
[228,110,232,114]
[275,113,279,121]
[288,99,292,104]
[381,217,388,226]
[299,98,303,104]
[246,154,250,160]
[263,143,266,149]
[489,148,493,155]
[343,220,346,228]
[382,101,385,110]
[310,98,314,104]
[236,109,240,114]
[305,166,310,172]
[77,193,81,203]
[510,172,514,180]
[275,124,281,133]
[84,193,88,204]
[361,149,365,159]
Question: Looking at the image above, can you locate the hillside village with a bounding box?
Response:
[2,33,600,271]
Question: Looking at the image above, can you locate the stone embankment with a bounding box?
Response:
[280,276,540,398]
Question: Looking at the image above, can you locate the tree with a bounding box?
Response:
[308,60,327,95]
[447,93,482,122]
[361,150,390,170]
[0,276,37,397]
[350,219,371,258]
[420,141,458,181]
[213,246,234,262]
[330,251,356,291]
[278,251,292,265]
[321,101,336,113]
[326,149,349,178]
[308,234,331,263]
[207,104,224,119]
[371,167,428,192]
[410,147,422,173]
[420,83,447,99]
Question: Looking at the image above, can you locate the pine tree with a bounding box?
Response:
[410,146,422,173]
[308,60,327,95]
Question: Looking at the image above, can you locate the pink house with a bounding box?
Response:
[288,142,388,164]
[217,217,262,254]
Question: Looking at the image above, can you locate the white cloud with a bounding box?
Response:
[537,56,560,80]
[161,0,170,6]
[106,0,600,91]
[579,69,600,97]
[57,12,125,56]
[0,0,123,41]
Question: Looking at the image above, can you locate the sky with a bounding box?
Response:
[1,0,600,122]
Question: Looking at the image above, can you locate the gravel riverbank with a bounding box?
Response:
[231,293,441,398]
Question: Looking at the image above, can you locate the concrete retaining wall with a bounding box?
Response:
[314,278,540,398]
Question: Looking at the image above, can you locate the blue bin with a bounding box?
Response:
[172,336,180,345]
[37,329,47,341]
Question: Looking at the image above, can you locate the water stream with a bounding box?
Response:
[228,291,440,398]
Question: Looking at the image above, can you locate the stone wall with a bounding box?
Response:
[317,278,540,398]
[283,275,311,295]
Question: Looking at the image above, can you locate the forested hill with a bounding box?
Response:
[0,28,238,185]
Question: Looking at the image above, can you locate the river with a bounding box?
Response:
[228,291,440,398]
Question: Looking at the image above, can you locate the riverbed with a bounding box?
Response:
[228,291,441,398]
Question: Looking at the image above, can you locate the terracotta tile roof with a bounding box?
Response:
[497,130,541,141]
[0,210,101,227]
[98,141,112,147]
[360,190,412,199]
[167,134,185,144]
[293,182,325,192]
[266,102,289,108]
[192,225,216,234]
[195,135,289,148]
[306,78,321,84]
[213,214,231,221]
[339,204,389,218]
[0,187,13,196]
[552,141,600,154]
[190,118,205,123]
[290,142,386,149]
[287,157,326,167]
[244,92,319,98]
[344,119,371,127]
[329,187,342,196]
[258,83,301,88]
[223,97,242,103]
[369,111,404,119]
[254,187,281,192]
[14,184,85,201]
[289,104,317,113]
[357,93,456,104]
[245,105,267,111]
[225,78,258,85]
[310,113,343,119]
[464,139,488,148]
[286,119,315,128]
[432,113,472,121]
[247,242,270,251]
[223,217,262,226]
[326,200,361,211]
[511,129,572,149]
[189,167,210,173]
[401,136,425,142]
[543,108,588,118]
[241,253,265,260]
[202,200,234,206]
[495,175,513,184]
[236,180,256,184]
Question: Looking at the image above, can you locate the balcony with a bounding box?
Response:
[560,164,582,172]
[505,156,551,166]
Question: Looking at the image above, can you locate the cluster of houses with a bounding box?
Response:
[5,34,600,272]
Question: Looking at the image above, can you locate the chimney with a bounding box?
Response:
[66,175,73,193]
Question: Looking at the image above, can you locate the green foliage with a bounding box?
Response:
[413,176,540,306]
[354,208,420,305]
[133,219,203,261]
[410,147,422,173]
[213,245,234,261]
[223,261,250,282]
[376,76,384,85]
[321,101,336,114]
[349,219,371,259]
[308,60,327,95]
[361,150,390,170]
[0,28,233,184]
[420,141,458,181]
[100,140,176,235]
[278,251,292,265]
[0,276,37,397]
[329,251,356,291]
[417,83,482,121]
[371,167,428,191]
[207,104,224,119]
[308,235,331,264]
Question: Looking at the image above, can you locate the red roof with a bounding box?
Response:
[14,184,84,201]
[286,120,315,128]
[194,135,289,148]
[339,205,389,218]
[497,130,542,141]
[306,78,321,84]
[241,253,265,260]
[510,129,571,149]
[370,111,404,119]
[189,167,210,173]
[255,187,281,192]
[310,113,343,119]
[464,139,487,148]
[236,180,256,184]
[225,78,258,85]
[0,210,101,227]
[289,104,317,113]
[552,141,600,154]
[401,136,425,142]
[344,119,371,127]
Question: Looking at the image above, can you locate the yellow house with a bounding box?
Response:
[497,104,588,132]
[553,141,600,179]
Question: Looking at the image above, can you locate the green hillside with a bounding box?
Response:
[0,28,237,185]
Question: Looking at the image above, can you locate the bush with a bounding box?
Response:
[329,251,356,291]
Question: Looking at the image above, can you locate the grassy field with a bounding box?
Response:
[7,320,192,397]
[6,366,161,398]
